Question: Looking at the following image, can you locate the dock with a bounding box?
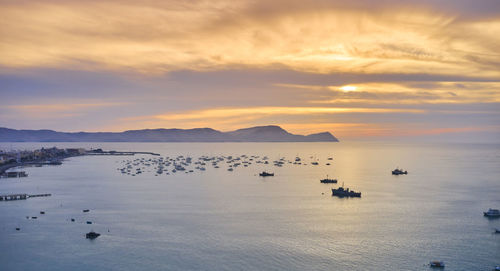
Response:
[0,171,28,178]
[0,193,51,201]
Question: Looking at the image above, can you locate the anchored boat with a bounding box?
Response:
[392,168,408,175]
[86,231,101,239]
[320,176,337,183]
[429,261,445,268]
[332,183,361,198]
[484,208,500,217]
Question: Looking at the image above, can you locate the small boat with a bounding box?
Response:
[484,208,500,217]
[40,211,45,214]
[16,227,20,231]
[494,228,500,234]
[71,218,75,222]
[85,231,101,239]
[429,261,445,268]
[320,176,337,183]
[259,171,274,177]
[86,221,92,224]
[392,168,408,175]
[83,209,90,213]
[31,216,37,219]
[494,266,500,271]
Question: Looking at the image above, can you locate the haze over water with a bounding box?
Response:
[1,141,499,270]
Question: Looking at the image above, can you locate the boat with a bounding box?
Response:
[494,228,500,234]
[259,171,274,177]
[429,261,445,268]
[392,168,408,175]
[484,209,500,217]
[83,209,90,213]
[332,184,361,198]
[320,176,337,183]
[85,231,101,239]
[494,266,500,271]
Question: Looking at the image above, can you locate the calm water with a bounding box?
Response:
[0,142,499,270]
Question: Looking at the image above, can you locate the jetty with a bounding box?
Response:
[0,193,51,201]
[87,150,160,156]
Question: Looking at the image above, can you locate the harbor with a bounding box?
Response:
[0,147,161,177]
[1,142,499,270]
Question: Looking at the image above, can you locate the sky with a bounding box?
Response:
[1,0,499,141]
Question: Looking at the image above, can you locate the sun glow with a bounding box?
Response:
[340,85,357,92]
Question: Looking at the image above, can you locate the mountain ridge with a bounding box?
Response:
[0,125,339,142]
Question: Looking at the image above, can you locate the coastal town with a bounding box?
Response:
[0,147,160,177]
[0,147,86,177]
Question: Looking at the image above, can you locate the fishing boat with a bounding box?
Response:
[392,168,408,175]
[320,176,337,183]
[332,183,361,198]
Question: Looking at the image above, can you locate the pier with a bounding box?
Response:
[87,150,160,156]
[0,171,28,178]
[0,193,51,201]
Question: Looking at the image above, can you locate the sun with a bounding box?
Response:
[340,85,357,92]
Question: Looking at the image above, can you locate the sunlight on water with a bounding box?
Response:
[0,142,499,270]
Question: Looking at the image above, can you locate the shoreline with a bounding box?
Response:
[0,149,160,175]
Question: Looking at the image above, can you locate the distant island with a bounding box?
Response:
[0,125,339,142]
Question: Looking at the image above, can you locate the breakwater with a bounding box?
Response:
[0,193,51,201]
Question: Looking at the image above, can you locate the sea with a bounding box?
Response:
[0,142,499,271]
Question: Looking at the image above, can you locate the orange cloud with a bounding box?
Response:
[0,1,499,78]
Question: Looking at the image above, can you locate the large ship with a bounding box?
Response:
[332,185,361,198]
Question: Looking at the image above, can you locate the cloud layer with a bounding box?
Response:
[0,0,499,140]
